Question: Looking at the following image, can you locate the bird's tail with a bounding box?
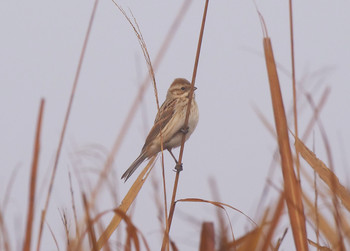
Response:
[121,153,146,182]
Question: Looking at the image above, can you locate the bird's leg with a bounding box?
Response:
[180,126,189,134]
[167,149,183,172]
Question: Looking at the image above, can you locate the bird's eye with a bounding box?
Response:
[181,87,186,90]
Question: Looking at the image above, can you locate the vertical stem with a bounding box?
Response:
[199,222,215,251]
[161,1,209,250]
[289,0,301,180]
[23,99,45,251]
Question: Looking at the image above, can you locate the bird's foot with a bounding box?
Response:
[180,126,189,134]
[173,163,183,172]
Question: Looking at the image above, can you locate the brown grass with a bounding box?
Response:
[23,99,44,251]
[3,1,350,251]
[263,35,308,250]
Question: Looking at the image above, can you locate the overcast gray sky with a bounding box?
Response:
[1,0,350,250]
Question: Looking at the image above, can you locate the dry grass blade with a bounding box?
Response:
[305,95,345,250]
[274,228,288,251]
[288,0,301,181]
[303,193,338,248]
[209,179,229,249]
[296,138,350,211]
[176,198,256,225]
[59,210,69,248]
[176,197,257,240]
[234,208,274,251]
[252,104,276,138]
[23,99,44,251]
[113,209,151,251]
[169,241,179,251]
[301,88,330,141]
[261,194,285,251]
[46,222,60,251]
[96,157,156,250]
[232,228,262,251]
[263,36,308,250]
[308,239,332,251]
[112,1,158,100]
[68,171,80,240]
[199,222,215,251]
[82,194,98,251]
[1,164,19,250]
[118,211,139,251]
[37,1,100,249]
[0,208,10,251]
[162,1,209,250]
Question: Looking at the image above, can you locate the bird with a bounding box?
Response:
[121,78,199,181]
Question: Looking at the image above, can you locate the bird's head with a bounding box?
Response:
[167,78,197,99]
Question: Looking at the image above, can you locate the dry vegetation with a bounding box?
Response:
[2,1,350,251]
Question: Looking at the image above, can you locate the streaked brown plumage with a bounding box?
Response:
[121,78,199,181]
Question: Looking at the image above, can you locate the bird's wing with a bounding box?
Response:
[142,99,176,151]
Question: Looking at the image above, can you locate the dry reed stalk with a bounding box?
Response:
[175,198,256,235]
[0,160,20,251]
[68,172,80,240]
[0,211,10,251]
[59,210,69,248]
[227,222,269,251]
[295,138,350,211]
[263,36,308,250]
[252,104,276,138]
[305,95,346,250]
[169,241,179,251]
[161,1,209,250]
[308,239,332,251]
[238,227,263,251]
[23,99,45,251]
[288,0,301,181]
[313,169,321,249]
[151,178,165,231]
[199,222,215,251]
[36,1,100,250]
[241,207,282,251]
[261,194,285,251]
[96,156,156,250]
[301,88,330,141]
[297,137,349,249]
[209,179,229,249]
[112,209,151,251]
[90,0,193,206]
[82,194,98,251]
[46,223,60,251]
[226,228,259,250]
[273,228,288,250]
[303,193,338,248]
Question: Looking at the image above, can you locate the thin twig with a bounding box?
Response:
[289,0,301,182]
[162,1,209,250]
[68,171,80,239]
[23,99,45,251]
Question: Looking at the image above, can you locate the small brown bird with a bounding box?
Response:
[121,78,199,181]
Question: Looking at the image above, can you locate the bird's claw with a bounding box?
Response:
[180,127,189,134]
[173,163,183,172]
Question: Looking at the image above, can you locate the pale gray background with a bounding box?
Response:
[1,0,350,250]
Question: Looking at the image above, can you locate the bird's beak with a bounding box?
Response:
[193,86,197,91]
